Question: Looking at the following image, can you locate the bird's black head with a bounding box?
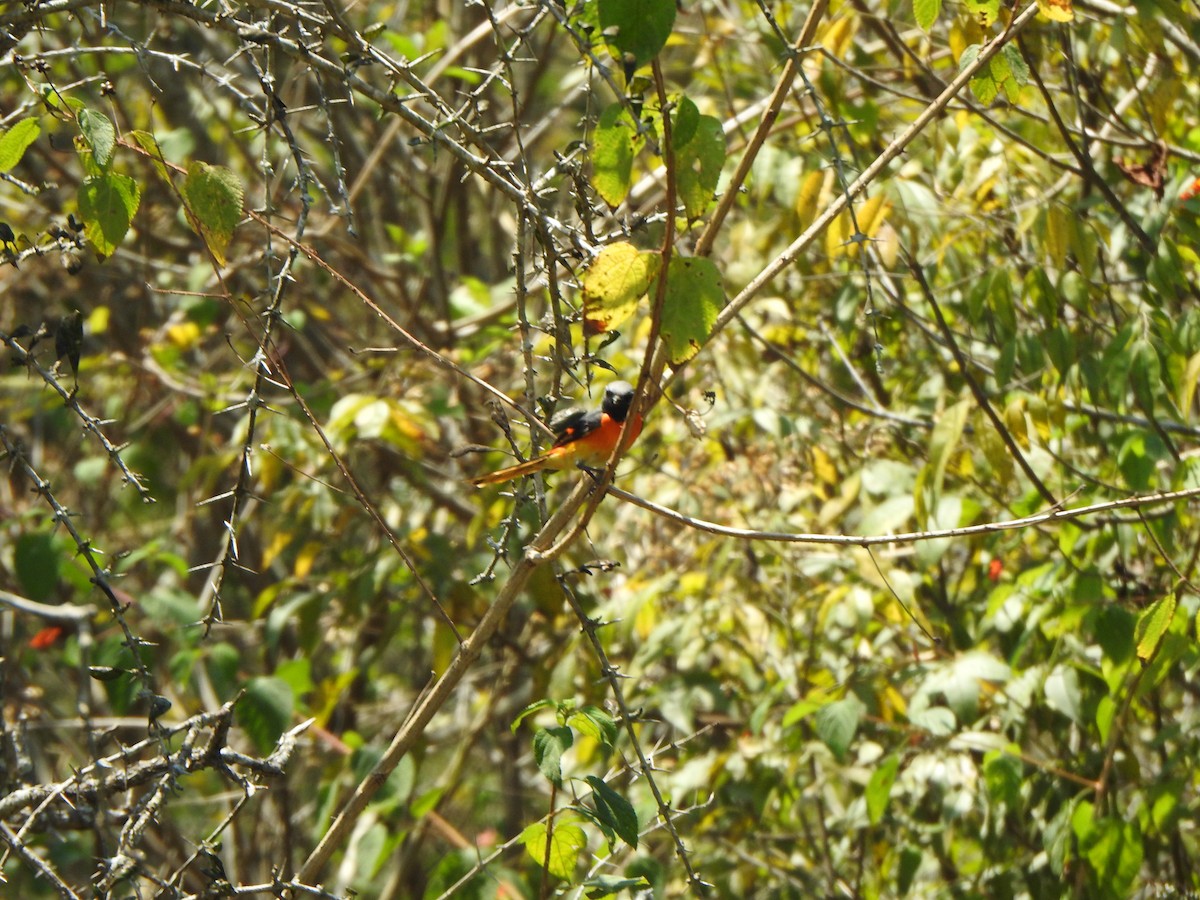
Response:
[602,381,636,422]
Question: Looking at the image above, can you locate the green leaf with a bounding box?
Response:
[585,775,640,848]
[782,698,822,728]
[1136,591,1177,662]
[129,129,172,183]
[661,255,723,364]
[866,754,900,824]
[583,241,659,333]
[971,71,999,104]
[1129,338,1161,410]
[568,706,619,747]
[512,698,556,732]
[897,845,922,895]
[236,676,294,755]
[77,107,116,169]
[1094,605,1135,666]
[592,103,637,207]
[598,0,676,70]
[815,695,865,761]
[0,118,40,173]
[15,533,59,602]
[78,171,140,258]
[520,819,586,881]
[982,749,1022,809]
[1003,43,1030,85]
[533,725,573,786]
[182,161,243,266]
[1074,809,1143,896]
[914,0,942,29]
[673,97,725,219]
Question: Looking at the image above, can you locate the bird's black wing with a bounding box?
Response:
[549,407,603,447]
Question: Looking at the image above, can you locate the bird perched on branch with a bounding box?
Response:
[471,381,643,486]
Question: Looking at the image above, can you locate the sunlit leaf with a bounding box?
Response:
[583,241,659,333]
[520,819,586,881]
[1037,0,1074,21]
[866,754,900,824]
[1136,591,1177,662]
[592,102,637,207]
[673,95,725,219]
[78,171,140,258]
[0,117,40,172]
[661,255,723,364]
[77,107,116,169]
[914,0,941,30]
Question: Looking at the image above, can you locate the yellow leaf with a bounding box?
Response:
[1179,350,1200,416]
[795,170,825,230]
[1004,397,1029,449]
[294,540,322,578]
[828,195,891,258]
[582,241,658,333]
[1044,206,1068,269]
[167,321,202,349]
[811,444,839,487]
[819,17,858,57]
[1036,0,1074,21]
[261,531,290,572]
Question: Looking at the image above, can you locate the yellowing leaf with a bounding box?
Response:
[260,530,291,574]
[182,161,243,266]
[828,195,890,258]
[1037,0,1074,21]
[794,170,825,229]
[1136,592,1176,662]
[819,17,858,57]
[294,540,322,578]
[811,444,839,487]
[520,820,586,881]
[1044,205,1068,268]
[1178,350,1200,415]
[166,321,202,349]
[129,129,172,184]
[583,241,659,333]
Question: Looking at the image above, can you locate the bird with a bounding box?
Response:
[471,381,643,486]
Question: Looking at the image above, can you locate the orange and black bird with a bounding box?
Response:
[471,381,643,486]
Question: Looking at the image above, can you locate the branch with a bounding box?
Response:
[608,483,1200,546]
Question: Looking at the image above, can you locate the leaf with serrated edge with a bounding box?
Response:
[182,161,244,266]
[78,172,141,258]
[661,256,723,364]
[592,103,637,207]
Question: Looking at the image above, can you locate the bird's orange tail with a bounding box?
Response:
[470,454,553,486]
